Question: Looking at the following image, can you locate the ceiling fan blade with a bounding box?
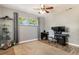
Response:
[4,16,13,20]
[46,7,54,9]
[0,16,13,20]
[0,17,5,19]
[0,18,3,19]
[45,10,49,13]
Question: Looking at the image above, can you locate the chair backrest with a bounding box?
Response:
[48,30,54,37]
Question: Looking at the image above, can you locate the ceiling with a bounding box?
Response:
[0,4,79,17]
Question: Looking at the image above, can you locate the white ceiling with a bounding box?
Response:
[0,4,79,17]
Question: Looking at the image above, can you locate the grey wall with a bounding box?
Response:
[0,6,3,17]
[39,17,45,32]
[37,17,45,40]
[45,6,79,45]
[0,6,45,43]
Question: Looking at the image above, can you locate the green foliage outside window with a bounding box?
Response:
[18,16,38,26]
[18,17,25,24]
[28,18,38,26]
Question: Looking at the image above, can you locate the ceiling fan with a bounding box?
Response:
[34,4,54,14]
[0,16,13,20]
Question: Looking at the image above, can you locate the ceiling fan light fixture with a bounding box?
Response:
[41,4,43,8]
[34,4,54,14]
[39,10,46,14]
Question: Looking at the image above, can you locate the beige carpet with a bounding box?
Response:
[13,41,69,55]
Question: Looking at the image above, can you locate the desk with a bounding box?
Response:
[41,32,48,40]
[55,34,69,45]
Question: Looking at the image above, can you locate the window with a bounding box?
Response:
[18,16,38,26]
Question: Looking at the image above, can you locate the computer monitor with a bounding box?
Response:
[51,26,65,32]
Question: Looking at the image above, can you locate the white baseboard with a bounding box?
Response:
[68,42,79,47]
[19,39,38,44]
[19,39,79,48]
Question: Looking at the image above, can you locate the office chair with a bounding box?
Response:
[48,30,57,43]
